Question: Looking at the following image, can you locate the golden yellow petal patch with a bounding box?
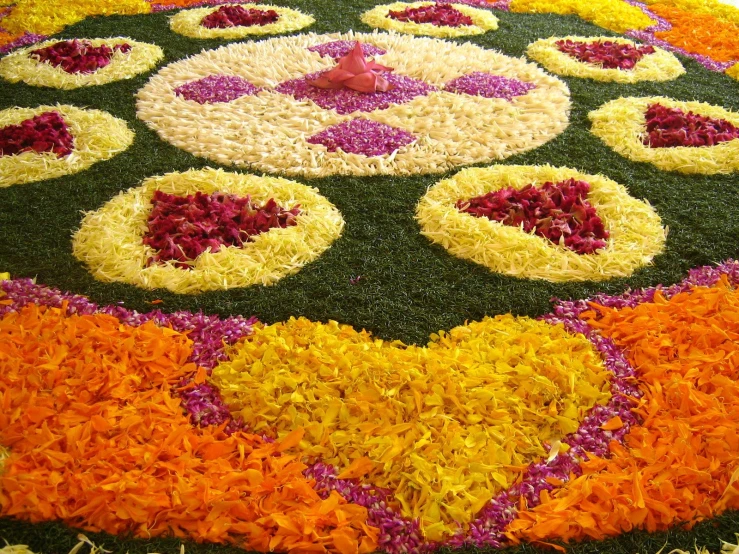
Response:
[71,168,344,294]
[360,2,498,37]
[415,164,666,282]
[211,315,612,540]
[169,4,314,39]
[510,0,655,33]
[0,105,134,188]
[0,38,163,89]
[526,36,684,83]
[0,0,150,36]
[589,96,739,174]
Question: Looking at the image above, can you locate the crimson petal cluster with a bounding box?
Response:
[387,3,474,26]
[200,5,280,28]
[143,190,301,268]
[456,178,609,255]
[643,103,739,147]
[0,111,74,158]
[555,39,655,70]
[30,39,132,74]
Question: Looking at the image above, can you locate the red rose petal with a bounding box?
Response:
[142,190,301,268]
[0,111,74,158]
[456,178,609,255]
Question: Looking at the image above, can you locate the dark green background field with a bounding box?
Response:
[1,2,738,345]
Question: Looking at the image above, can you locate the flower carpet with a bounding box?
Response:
[1,0,739,554]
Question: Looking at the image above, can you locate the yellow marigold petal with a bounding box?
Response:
[0,105,134,188]
[169,4,314,39]
[71,168,345,294]
[211,315,612,539]
[526,36,684,83]
[589,96,739,174]
[415,164,666,282]
[0,38,164,89]
[510,0,655,33]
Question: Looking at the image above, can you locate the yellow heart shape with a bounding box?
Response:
[212,314,612,540]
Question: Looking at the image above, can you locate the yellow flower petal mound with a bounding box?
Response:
[360,2,498,37]
[0,0,150,36]
[510,0,655,33]
[728,62,739,80]
[589,96,739,174]
[212,315,612,541]
[169,4,314,39]
[0,105,134,188]
[415,165,666,282]
[0,38,163,89]
[72,168,344,294]
[526,36,684,83]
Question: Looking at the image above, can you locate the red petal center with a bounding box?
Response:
[142,190,301,268]
[456,178,609,255]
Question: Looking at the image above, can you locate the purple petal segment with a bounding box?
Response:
[276,71,436,114]
[307,40,387,60]
[444,72,535,100]
[307,119,416,156]
[174,74,261,104]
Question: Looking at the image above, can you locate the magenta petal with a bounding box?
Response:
[307,119,416,156]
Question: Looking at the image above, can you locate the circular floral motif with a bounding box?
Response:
[589,96,739,174]
[169,3,314,39]
[72,168,344,294]
[361,2,498,37]
[527,36,684,83]
[136,32,570,177]
[0,38,163,89]
[0,105,134,188]
[211,314,612,541]
[416,164,666,282]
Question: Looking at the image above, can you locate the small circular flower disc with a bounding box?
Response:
[361,1,499,37]
[210,314,613,540]
[136,32,570,177]
[72,168,345,294]
[415,164,666,282]
[589,96,739,174]
[0,105,134,188]
[0,38,164,89]
[527,36,684,83]
[169,3,314,39]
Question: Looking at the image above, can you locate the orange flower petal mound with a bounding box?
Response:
[651,3,739,63]
[0,304,377,554]
[505,277,739,543]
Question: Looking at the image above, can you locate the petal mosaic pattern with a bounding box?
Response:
[169,3,314,39]
[527,36,685,82]
[0,37,163,88]
[136,32,570,177]
[361,1,499,37]
[72,168,344,293]
[0,104,134,187]
[416,165,666,282]
[589,96,739,174]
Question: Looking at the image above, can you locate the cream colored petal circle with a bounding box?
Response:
[589,96,739,174]
[136,31,570,177]
[415,164,666,282]
[169,4,314,39]
[72,168,345,294]
[360,2,498,37]
[0,38,164,89]
[526,36,684,83]
[0,105,134,188]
